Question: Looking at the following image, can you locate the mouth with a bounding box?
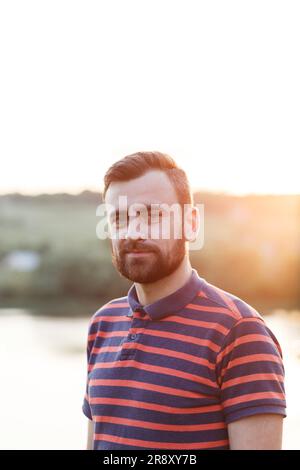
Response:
[125,250,154,257]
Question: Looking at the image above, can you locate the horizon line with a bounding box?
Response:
[0,189,299,198]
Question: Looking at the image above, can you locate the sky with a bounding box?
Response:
[0,0,299,196]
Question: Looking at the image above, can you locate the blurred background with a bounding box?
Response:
[0,0,299,449]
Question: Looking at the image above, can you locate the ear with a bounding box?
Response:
[183,205,200,242]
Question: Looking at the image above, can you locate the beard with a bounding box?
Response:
[111,238,186,283]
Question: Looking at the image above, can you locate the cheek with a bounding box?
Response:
[153,241,170,257]
[168,238,185,256]
[159,215,183,240]
[110,240,119,255]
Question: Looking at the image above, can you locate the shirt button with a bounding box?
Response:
[129,333,137,341]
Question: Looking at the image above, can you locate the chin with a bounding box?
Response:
[125,269,165,284]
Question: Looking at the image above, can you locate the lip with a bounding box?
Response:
[126,251,154,256]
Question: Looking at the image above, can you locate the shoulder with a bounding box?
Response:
[85,296,129,353]
[198,279,283,357]
[89,295,129,326]
[199,277,264,328]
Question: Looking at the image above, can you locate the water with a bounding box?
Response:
[0,310,88,450]
[0,308,299,449]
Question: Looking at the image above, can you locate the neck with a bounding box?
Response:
[134,255,193,306]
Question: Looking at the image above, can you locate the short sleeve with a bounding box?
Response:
[82,319,93,420]
[216,317,287,424]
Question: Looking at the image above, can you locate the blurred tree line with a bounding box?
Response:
[0,191,299,313]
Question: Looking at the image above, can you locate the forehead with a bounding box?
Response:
[105,170,179,207]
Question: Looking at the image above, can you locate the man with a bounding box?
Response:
[82,151,286,450]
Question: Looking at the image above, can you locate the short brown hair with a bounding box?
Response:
[103,151,193,205]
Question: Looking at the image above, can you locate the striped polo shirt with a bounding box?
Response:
[82,268,286,450]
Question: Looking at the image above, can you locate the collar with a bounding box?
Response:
[127,268,204,320]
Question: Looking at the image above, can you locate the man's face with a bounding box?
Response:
[105,170,187,283]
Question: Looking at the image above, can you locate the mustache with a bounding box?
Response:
[119,241,159,255]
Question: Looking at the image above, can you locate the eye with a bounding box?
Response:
[149,208,163,224]
[112,212,129,228]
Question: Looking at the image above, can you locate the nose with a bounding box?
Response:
[125,216,148,240]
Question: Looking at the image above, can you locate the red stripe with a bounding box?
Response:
[89,358,217,388]
[221,373,284,389]
[222,391,285,408]
[91,345,120,354]
[220,353,282,378]
[92,315,131,324]
[187,303,239,320]
[198,290,208,299]
[89,397,223,414]
[161,315,229,335]
[213,288,242,320]
[129,342,215,369]
[90,378,209,399]
[88,330,127,341]
[88,318,221,353]
[133,311,152,320]
[93,415,226,432]
[91,342,215,370]
[216,333,275,364]
[89,327,220,352]
[134,328,220,352]
[90,302,129,322]
[94,433,229,449]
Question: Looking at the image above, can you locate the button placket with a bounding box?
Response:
[120,308,146,360]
